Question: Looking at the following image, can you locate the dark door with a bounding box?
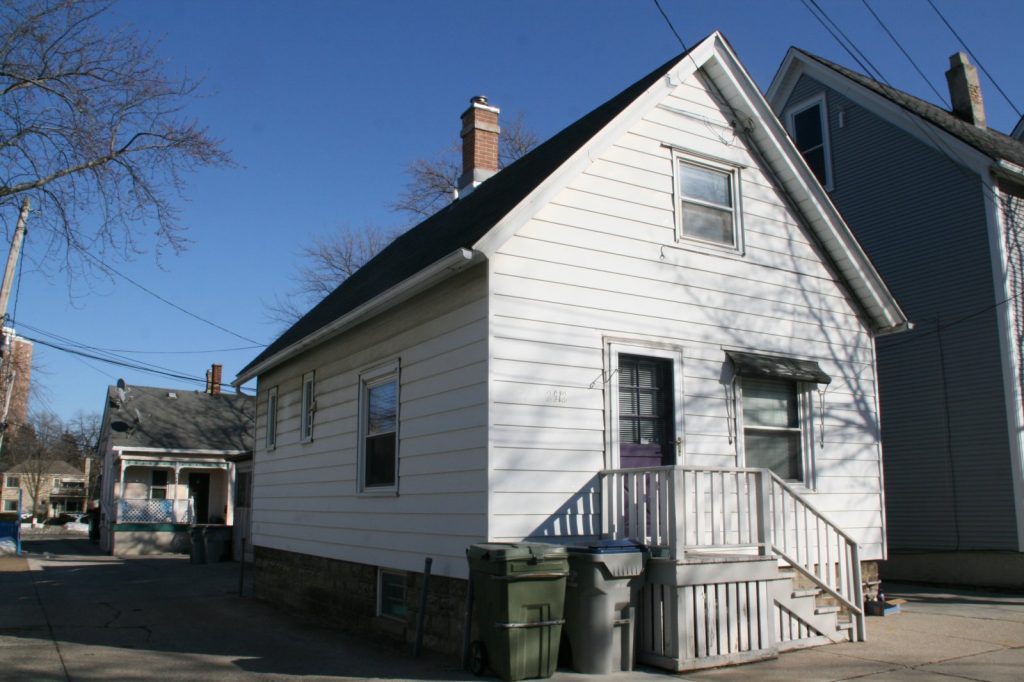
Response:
[188,473,210,524]
[618,355,675,468]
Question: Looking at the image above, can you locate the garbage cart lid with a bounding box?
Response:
[567,538,645,554]
[467,542,569,562]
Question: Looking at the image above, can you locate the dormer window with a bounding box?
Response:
[785,94,832,190]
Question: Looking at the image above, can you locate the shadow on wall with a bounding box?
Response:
[526,475,601,541]
[113,529,191,556]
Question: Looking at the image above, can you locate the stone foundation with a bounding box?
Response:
[881,551,1024,590]
[254,546,468,655]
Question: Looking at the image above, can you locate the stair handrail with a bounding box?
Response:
[765,470,865,642]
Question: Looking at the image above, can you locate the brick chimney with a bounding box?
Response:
[945,52,986,128]
[207,363,222,396]
[458,95,501,196]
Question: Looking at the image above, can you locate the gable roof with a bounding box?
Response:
[4,459,83,476]
[768,48,1024,167]
[238,33,908,383]
[237,48,688,383]
[102,385,255,453]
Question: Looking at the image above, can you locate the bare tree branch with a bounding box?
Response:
[391,111,538,219]
[0,0,231,283]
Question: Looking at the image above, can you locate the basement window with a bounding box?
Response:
[378,569,408,621]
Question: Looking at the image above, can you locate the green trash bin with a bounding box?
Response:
[467,543,569,681]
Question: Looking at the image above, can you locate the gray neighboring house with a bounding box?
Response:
[98,367,255,556]
[769,49,1024,587]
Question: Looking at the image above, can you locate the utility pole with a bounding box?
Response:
[0,198,30,324]
[0,197,30,453]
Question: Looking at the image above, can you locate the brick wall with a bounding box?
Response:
[254,546,468,655]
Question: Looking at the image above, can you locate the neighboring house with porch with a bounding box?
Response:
[768,49,1024,588]
[97,369,255,556]
[237,32,907,670]
[1,459,86,518]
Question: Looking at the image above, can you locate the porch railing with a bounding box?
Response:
[601,465,864,641]
[117,498,193,524]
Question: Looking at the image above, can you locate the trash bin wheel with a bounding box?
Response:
[468,640,487,676]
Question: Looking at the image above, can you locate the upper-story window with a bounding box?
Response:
[6,476,19,488]
[300,372,315,443]
[674,154,742,251]
[785,94,832,190]
[266,386,278,450]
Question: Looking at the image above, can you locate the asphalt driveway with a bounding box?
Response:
[2,536,1023,681]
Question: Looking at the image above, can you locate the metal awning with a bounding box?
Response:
[726,351,831,384]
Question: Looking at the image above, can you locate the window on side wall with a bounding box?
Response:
[674,153,742,251]
[785,94,832,190]
[6,476,19,488]
[3,500,16,512]
[359,361,399,493]
[378,569,407,620]
[729,350,830,486]
[266,386,278,450]
[300,371,315,443]
[742,378,808,482]
[150,470,168,500]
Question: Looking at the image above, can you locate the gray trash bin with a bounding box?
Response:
[189,525,206,564]
[564,539,646,674]
[202,525,232,563]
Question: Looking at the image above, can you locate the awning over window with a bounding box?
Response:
[726,351,831,385]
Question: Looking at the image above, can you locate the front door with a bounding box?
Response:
[618,355,675,468]
[188,473,210,524]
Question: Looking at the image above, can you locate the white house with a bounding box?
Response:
[97,368,255,556]
[236,32,907,669]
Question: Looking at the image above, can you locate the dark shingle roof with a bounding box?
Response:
[239,46,695,379]
[5,460,83,476]
[797,49,1024,166]
[104,385,255,452]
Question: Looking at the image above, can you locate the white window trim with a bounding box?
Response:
[736,377,817,489]
[603,338,685,471]
[377,568,407,621]
[672,149,745,254]
[784,93,833,191]
[265,386,278,450]
[150,469,168,500]
[357,359,400,495]
[300,371,315,443]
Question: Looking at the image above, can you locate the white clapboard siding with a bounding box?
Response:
[252,266,489,578]
[487,75,885,560]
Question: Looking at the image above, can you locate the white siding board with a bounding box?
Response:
[252,267,489,578]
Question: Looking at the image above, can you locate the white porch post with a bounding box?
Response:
[225,463,235,526]
[117,460,126,523]
[173,464,184,523]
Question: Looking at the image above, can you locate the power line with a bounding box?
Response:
[861,0,948,107]
[926,0,1022,119]
[652,0,687,51]
[78,249,263,345]
[23,333,256,393]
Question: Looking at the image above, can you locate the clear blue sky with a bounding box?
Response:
[14,0,1024,423]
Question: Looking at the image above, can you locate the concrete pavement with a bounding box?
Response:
[1,536,1022,681]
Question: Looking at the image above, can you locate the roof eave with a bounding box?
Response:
[235,248,483,385]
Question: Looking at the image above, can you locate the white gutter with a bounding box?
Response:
[114,447,250,457]
[234,248,483,385]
